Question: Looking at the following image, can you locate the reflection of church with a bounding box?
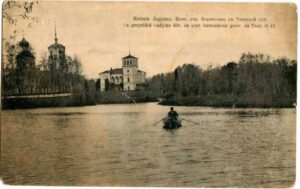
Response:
[99,54,146,92]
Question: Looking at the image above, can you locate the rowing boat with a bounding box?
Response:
[162,117,182,130]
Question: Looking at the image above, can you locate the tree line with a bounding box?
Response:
[147,53,297,107]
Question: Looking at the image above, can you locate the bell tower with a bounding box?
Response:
[48,22,66,70]
[122,53,138,91]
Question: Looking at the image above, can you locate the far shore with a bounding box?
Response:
[2,91,296,110]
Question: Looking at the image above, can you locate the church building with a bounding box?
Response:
[99,54,146,92]
[15,38,36,94]
[48,25,66,71]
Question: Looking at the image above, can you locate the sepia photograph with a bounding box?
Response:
[0,0,297,187]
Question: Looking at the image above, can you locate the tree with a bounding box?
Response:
[220,62,238,94]
[2,1,39,94]
[95,79,100,91]
[147,52,297,107]
[70,55,82,76]
[3,0,39,39]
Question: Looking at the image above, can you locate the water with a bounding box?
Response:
[1,103,295,187]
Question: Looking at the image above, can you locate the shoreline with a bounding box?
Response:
[1,99,296,110]
[158,102,295,109]
[1,91,296,110]
[158,95,296,109]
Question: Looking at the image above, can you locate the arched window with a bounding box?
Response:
[111,77,115,83]
[127,77,130,82]
[116,77,119,83]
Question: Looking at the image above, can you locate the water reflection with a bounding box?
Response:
[1,103,295,187]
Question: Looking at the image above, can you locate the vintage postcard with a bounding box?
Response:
[1,0,297,187]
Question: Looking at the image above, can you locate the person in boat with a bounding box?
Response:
[164,107,181,129]
[168,107,179,120]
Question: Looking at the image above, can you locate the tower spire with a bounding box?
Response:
[54,20,58,44]
[129,43,131,55]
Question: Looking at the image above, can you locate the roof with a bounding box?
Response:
[111,68,123,74]
[100,68,123,74]
[122,54,138,59]
[48,43,65,49]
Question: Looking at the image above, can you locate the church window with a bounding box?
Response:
[127,77,130,82]
[127,69,129,73]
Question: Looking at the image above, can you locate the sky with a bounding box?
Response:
[3,1,297,79]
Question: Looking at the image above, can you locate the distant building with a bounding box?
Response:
[99,54,146,92]
[3,24,70,96]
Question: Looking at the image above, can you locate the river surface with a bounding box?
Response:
[1,103,296,187]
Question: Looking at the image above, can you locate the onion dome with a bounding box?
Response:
[19,38,29,48]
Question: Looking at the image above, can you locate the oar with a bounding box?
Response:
[153,118,164,126]
[181,118,199,125]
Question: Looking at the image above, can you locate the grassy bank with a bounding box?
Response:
[1,90,158,109]
[2,95,73,109]
[159,94,296,108]
[2,92,97,110]
[97,90,158,104]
